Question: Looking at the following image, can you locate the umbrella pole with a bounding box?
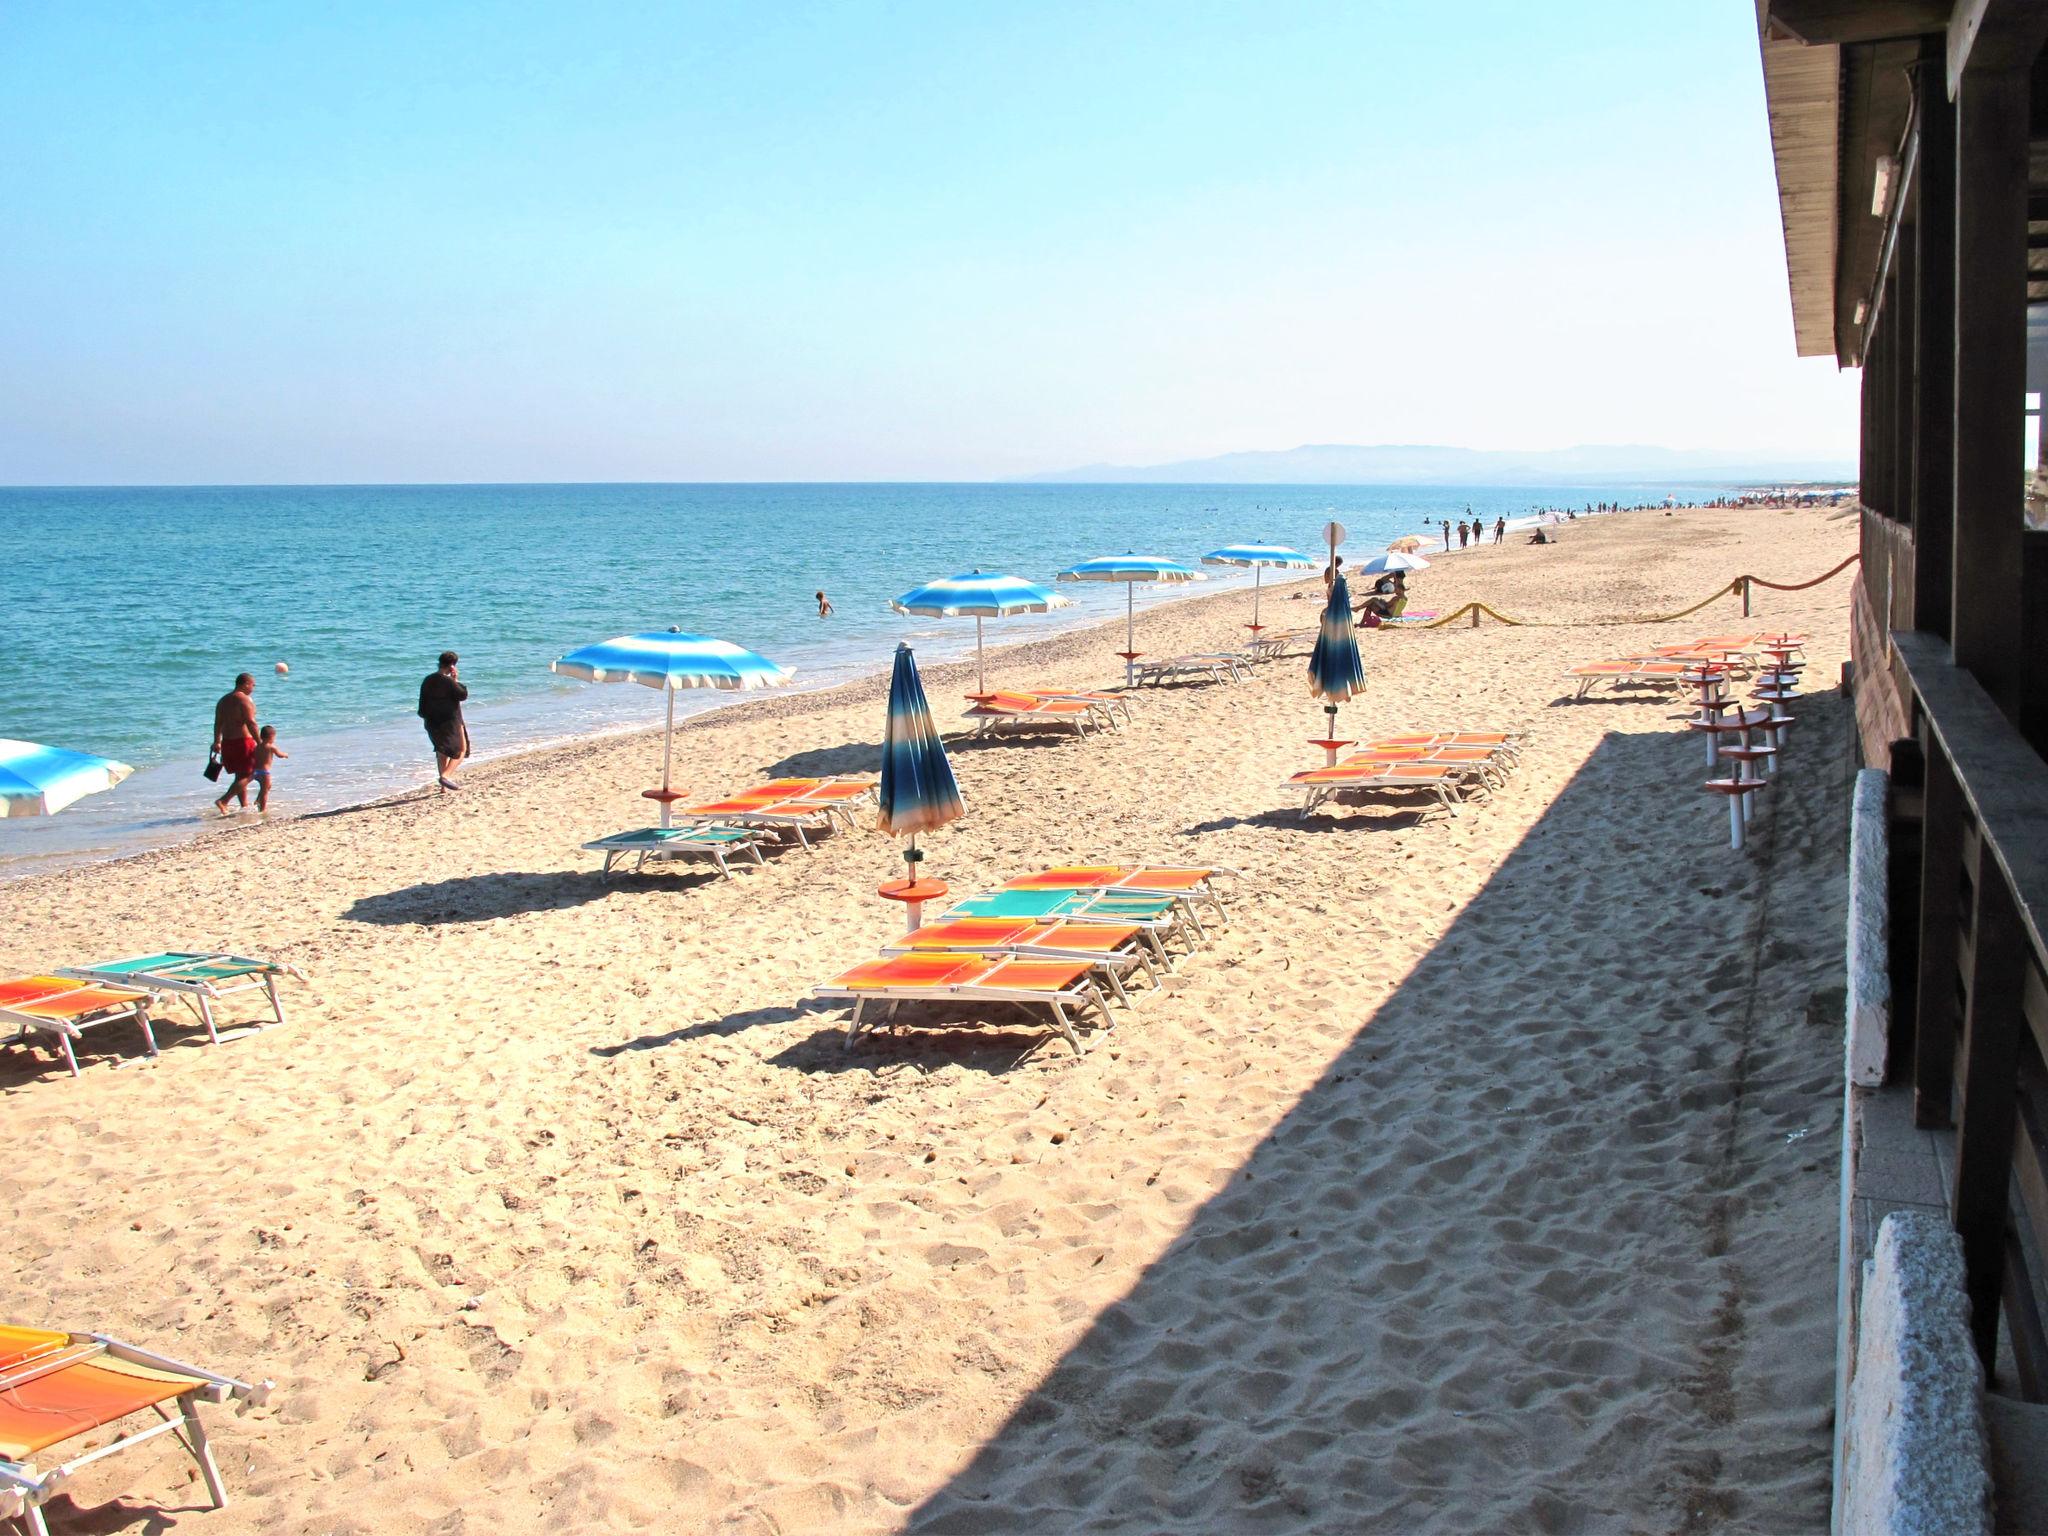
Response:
[1124,585,1136,688]
[975,616,985,696]
[1251,565,1263,633]
[660,688,676,827]
[1323,704,1343,766]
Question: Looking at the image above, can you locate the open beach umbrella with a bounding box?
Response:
[1349,551,1431,577]
[0,739,134,818]
[1200,545,1315,635]
[1308,575,1367,759]
[891,571,1069,696]
[1055,555,1205,686]
[878,642,964,909]
[551,628,793,825]
[1387,535,1426,553]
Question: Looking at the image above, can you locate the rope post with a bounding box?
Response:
[1470,604,1479,629]
[1741,577,1751,618]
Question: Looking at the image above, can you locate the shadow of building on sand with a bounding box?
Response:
[902,694,1853,1533]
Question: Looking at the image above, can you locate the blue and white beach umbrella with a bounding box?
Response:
[879,642,964,887]
[1056,555,1205,685]
[891,571,1069,696]
[0,739,134,818]
[551,628,794,824]
[1347,551,1431,577]
[1201,544,1315,634]
[1308,574,1367,746]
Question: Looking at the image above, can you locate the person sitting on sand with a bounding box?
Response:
[1323,555,1344,595]
[211,672,259,815]
[250,725,287,812]
[1529,527,1551,545]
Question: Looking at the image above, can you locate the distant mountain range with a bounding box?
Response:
[1010,443,1856,486]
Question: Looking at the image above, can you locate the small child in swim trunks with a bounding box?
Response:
[251,725,288,812]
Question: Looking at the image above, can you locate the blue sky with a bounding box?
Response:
[0,2,1857,483]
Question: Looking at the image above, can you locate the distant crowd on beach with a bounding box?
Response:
[1703,488,1856,510]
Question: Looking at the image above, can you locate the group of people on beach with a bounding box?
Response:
[208,650,469,815]
[1440,514,1508,550]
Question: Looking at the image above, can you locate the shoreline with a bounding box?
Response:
[3,507,1571,885]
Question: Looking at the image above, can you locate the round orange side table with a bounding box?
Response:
[879,877,948,930]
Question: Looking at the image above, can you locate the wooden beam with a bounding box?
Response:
[1915,53,1957,639]
[1949,0,2048,96]
[1914,738,1965,1128]
[1950,67,2030,716]
[1951,859,2029,1372]
[1768,0,1950,45]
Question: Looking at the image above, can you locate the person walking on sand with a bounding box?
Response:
[211,672,259,815]
[1440,519,1451,551]
[418,650,469,792]
[816,590,833,618]
[1458,521,1469,550]
[1494,516,1506,545]
[250,725,287,812]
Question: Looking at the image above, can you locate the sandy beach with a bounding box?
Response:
[3,505,1858,1534]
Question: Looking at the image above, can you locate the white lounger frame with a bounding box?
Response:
[58,955,305,1046]
[0,1333,272,1536]
[1292,767,1484,820]
[0,990,157,1078]
[583,828,772,879]
[816,974,1115,1056]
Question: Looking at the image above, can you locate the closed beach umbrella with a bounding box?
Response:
[1056,554,1205,686]
[891,571,1069,696]
[1349,551,1431,577]
[551,628,793,825]
[0,739,133,818]
[1200,545,1315,634]
[1308,574,1366,753]
[879,642,964,896]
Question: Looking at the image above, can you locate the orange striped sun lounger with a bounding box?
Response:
[0,976,157,1078]
[1021,687,1135,726]
[1365,731,1526,766]
[0,1326,271,1535]
[883,917,1161,1004]
[1337,746,1511,790]
[1288,761,1481,819]
[813,951,1112,1055]
[674,777,879,848]
[963,691,1102,739]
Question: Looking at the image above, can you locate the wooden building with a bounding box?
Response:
[1757,0,2048,1407]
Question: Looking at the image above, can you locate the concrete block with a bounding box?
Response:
[1839,1213,1991,1536]
[1847,768,1891,1088]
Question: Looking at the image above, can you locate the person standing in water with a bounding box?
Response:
[816,590,833,618]
[418,650,469,792]
[211,672,259,815]
[250,725,287,812]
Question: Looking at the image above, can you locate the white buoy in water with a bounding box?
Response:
[275,662,290,675]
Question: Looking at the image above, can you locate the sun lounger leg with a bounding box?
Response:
[263,972,286,1026]
[136,1004,160,1060]
[1046,1001,1083,1055]
[25,1499,52,1536]
[195,993,220,1046]
[844,998,867,1049]
[1103,967,1132,1009]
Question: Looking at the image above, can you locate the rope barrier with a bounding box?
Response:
[1402,553,1860,630]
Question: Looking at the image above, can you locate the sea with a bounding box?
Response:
[0,481,1727,878]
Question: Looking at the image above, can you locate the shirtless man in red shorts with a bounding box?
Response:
[212,672,260,814]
